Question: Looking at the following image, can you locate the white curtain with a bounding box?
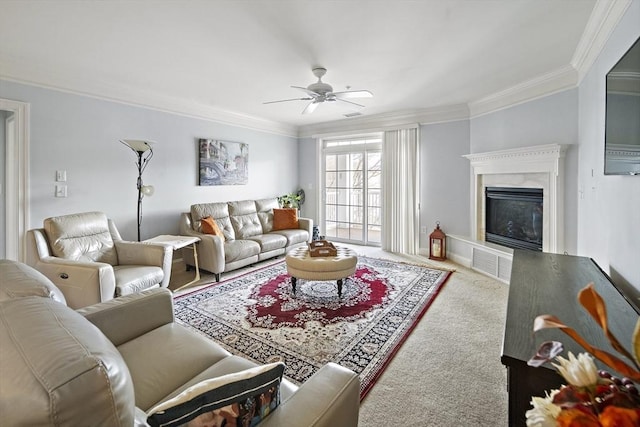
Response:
[382,128,419,254]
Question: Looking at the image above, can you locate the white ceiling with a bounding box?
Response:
[0,0,611,135]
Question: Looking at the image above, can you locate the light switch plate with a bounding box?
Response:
[55,185,67,198]
[56,170,67,182]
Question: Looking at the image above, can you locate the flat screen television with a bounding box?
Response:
[604,36,640,175]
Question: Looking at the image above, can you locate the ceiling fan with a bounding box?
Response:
[264,67,373,114]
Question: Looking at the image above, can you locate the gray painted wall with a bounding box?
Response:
[419,120,470,245]
[297,136,318,221]
[0,80,299,241]
[577,0,640,291]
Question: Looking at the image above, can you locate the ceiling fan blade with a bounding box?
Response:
[263,97,312,105]
[336,98,365,108]
[332,90,373,99]
[292,86,320,98]
[302,101,320,115]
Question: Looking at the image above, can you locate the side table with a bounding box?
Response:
[143,235,201,292]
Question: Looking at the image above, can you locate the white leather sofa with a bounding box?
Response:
[0,259,361,426]
[179,198,312,281]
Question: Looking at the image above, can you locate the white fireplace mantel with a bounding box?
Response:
[463,144,569,253]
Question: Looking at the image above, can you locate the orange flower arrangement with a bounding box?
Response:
[526,283,640,427]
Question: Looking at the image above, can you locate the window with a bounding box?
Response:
[322,135,382,245]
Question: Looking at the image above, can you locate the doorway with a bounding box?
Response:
[0,98,29,261]
[321,135,382,246]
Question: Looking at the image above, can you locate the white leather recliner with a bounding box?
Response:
[26,211,172,309]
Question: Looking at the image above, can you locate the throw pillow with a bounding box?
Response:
[272,208,299,231]
[147,362,285,427]
[201,216,225,241]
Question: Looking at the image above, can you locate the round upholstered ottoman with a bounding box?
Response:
[285,245,358,296]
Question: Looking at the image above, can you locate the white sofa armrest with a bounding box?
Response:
[298,217,313,242]
[33,257,116,309]
[78,288,174,346]
[261,362,360,427]
[179,212,225,275]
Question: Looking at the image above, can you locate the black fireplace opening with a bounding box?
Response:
[485,187,543,251]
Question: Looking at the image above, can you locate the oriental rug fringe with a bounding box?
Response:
[173,256,451,399]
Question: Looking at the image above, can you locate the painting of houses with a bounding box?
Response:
[198,139,249,186]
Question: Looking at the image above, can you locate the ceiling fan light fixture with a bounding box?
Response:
[265,67,373,115]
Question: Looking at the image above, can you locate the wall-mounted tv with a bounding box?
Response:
[604,36,640,175]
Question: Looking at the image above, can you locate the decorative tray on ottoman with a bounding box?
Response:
[308,240,337,257]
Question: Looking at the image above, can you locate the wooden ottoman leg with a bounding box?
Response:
[337,278,343,297]
[291,276,297,294]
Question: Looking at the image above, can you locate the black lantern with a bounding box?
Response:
[429,222,446,261]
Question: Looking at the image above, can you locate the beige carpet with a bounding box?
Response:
[170,246,509,426]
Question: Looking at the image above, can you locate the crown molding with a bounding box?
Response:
[468,65,578,118]
[0,57,298,138]
[571,0,633,83]
[297,104,469,138]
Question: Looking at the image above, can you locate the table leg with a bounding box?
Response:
[192,242,201,283]
[173,242,201,293]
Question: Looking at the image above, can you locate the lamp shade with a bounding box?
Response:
[120,139,155,152]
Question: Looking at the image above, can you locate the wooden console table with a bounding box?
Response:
[502,250,639,426]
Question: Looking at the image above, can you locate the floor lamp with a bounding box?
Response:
[120,139,155,241]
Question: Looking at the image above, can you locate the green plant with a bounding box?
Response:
[277,193,301,208]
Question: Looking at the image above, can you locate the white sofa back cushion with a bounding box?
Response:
[190,202,236,241]
[44,211,118,265]
[256,198,279,233]
[229,200,263,239]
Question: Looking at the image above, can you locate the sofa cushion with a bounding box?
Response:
[273,208,299,231]
[117,323,232,411]
[228,200,262,239]
[191,203,236,241]
[271,228,310,246]
[228,200,258,216]
[147,362,285,427]
[191,202,229,223]
[248,233,288,253]
[201,216,225,241]
[44,211,118,265]
[113,266,164,296]
[224,240,261,263]
[258,211,274,233]
[231,213,263,239]
[256,198,279,233]
[255,198,279,213]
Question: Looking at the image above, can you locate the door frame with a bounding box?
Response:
[318,135,382,246]
[0,98,30,261]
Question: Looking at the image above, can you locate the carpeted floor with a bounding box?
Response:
[170,246,509,426]
[173,257,451,399]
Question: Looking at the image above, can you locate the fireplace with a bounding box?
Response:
[464,144,568,254]
[485,187,543,251]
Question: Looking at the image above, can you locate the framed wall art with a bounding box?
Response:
[198,139,249,186]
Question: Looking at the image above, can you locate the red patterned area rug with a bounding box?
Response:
[173,256,451,399]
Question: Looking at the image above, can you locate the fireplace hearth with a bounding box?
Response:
[485,187,543,251]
